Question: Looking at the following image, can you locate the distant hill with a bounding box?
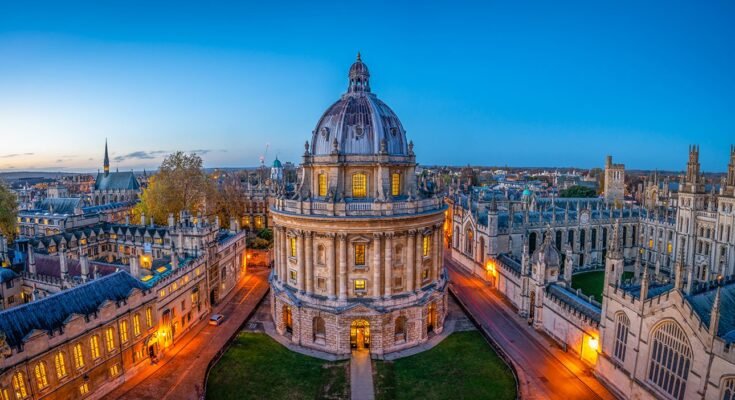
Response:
[0,171,80,182]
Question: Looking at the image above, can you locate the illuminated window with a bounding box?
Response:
[391,173,400,196]
[318,173,327,197]
[54,352,67,379]
[613,312,629,363]
[1,388,10,400]
[79,383,89,395]
[133,314,142,336]
[422,269,429,281]
[668,242,673,253]
[146,307,153,327]
[90,336,101,359]
[649,239,653,248]
[34,362,49,390]
[254,216,264,229]
[352,173,367,198]
[289,270,297,283]
[73,343,85,369]
[120,321,129,343]
[289,237,297,257]
[422,235,431,257]
[105,327,115,352]
[354,279,366,292]
[109,364,121,377]
[354,244,366,266]
[12,371,27,399]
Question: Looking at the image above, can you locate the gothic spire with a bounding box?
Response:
[104,139,110,177]
[709,282,722,336]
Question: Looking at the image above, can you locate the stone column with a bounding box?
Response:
[279,227,287,281]
[273,226,280,279]
[433,226,441,281]
[373,233,382,298]
[384,233,393,298]
[406,231,415,292]
[305,232,314,293]
[297,230,305,292]
[415,231,423,290]
[327,234,336,299]
[338,234,348,300]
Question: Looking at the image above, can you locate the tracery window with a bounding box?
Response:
[613,312,630,363]
[146,307,153,327]
[34,362,49,390]
[120,320,129,343]
[133,314,142,336]
[12,371,28,399]
[647,321,691,400]
[55,351,68,379]
[391,173,400,196]
[352,173,367,198]
[90,335,101,359]
[73,343,85,369]
[106,327,116,352]
[318,173,327,197]
[465,228,474,256]
[722,377,735,400]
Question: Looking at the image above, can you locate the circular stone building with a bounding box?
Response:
[269,54,447,357]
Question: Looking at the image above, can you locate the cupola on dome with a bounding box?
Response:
[310,53,408,156]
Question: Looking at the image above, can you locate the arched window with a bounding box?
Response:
[90,335,101,359]
[722,377,735,400]
[34,362,49,390]
[55,351,68,379]
[120,320,129,343]
[73,343,85,369]
[391,173,401,196]
[352,173,367,198]
[647,321,691,400]
[613,312,630,363]
[465,228,474,256]
[318,173,327,197]
[395,316,407,343]
[12,371,28,399]
[133,314,142,336]
[313,316,326,344]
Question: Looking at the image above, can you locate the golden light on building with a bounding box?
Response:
[588,336,599,352]
[485,260,497,277]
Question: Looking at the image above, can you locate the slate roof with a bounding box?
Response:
[34,198,83,215]
[94,171,140,191]
[31,254,119,278]
[0,271,148,349]
[686,282,735,344]
[546,284,601,323]
[621,282,674,300]
[0,268,19,283]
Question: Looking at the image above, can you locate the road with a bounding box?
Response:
[446,257,617,400]
[106,267,270,400]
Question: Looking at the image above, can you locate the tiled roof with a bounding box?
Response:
[94,171,140,191]
[686,282,735,344]
[0,271,148,349]
[30,198,83,215]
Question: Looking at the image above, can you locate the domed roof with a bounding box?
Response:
[310,54,408,156]
[272,157,282,168]
[522,188,532,197]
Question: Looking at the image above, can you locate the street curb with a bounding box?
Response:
[200,285,270,399]
[448,286,523,400]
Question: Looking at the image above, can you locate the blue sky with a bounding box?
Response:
[1,1,734,172]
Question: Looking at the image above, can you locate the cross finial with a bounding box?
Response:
[356,51,361,61]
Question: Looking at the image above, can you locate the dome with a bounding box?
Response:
[310,54,408,156]
[272,157,282,168]
[522,188,532,197]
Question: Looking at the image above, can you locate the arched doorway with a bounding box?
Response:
[350,319,370,350]
[283,305,293,334]
[427,303,437,334]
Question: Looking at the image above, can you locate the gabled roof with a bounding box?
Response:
[0,271,148,349]
[94,171,140,191]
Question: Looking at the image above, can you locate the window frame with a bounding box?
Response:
[352,173,367,198]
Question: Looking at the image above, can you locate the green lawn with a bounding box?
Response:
[373,331,516,400]
[206,332,349,400]
[572,270,634,300]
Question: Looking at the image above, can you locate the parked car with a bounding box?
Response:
[209,314,225,326]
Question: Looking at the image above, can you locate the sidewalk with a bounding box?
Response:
[106,268,270,400]
[350,350,375,400]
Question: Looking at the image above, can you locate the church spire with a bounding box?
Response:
[104,139,110,177]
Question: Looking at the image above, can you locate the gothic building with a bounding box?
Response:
[604,155,625,204]
[269,55,447,357]
[449,145,735,400]
[91,141,141,205]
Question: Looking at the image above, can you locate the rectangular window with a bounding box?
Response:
[73,344,85,369]
[146,307,153,327]
[289,270,297,283]
[317,277,326,290]
[109,364,121,378]
[120,321,129,343]
[354,279,366,292]
[90,336,101,359]
[79,383,89,395]
[422,269,429,281]
[133,314,141,336]
[105,328,115,352]
[391,173,400,196]
[289,237,297,257]
[318,173,327,197]
[393,276,403,290]
[352,173,367,198]
[422,235,431,257]
[354,244,366,266]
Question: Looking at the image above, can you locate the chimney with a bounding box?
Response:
[141,212,146,226]
[27,246,36,275]
[214,215,220,230]
[172,253,179,270]
[129,256,140,278]
[80,255,90,282]
[60,251,68,280]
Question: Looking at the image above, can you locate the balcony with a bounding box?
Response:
[272,196,445,218]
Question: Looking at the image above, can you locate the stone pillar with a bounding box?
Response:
[305,232,314,293]
[373,233,382,298]
[338,234,348,300]
[327,234,336,299]
[406,231,416,292]
[297,231,305,292]
[384,233,393,298]
[280,227,288,283]
[273,227,280,279]
[433,226,441,281]
[415,231,423,290]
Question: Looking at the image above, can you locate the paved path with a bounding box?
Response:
[350,350,375,400]
[106,267,270,400]
[446,258,617,400]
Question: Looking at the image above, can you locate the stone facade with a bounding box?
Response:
[604,155,625,204]
[269,55,447,357]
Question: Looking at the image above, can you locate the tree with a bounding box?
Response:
[560,185,598,198]
[134,152,214,225]
[209,172,248,226]
[0,183,18,242]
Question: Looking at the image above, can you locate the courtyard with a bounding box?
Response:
[572,270,634,300]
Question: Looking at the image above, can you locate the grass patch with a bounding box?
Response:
[373,331,516,400]
[206,332,349,400]
[572,270,634,300]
